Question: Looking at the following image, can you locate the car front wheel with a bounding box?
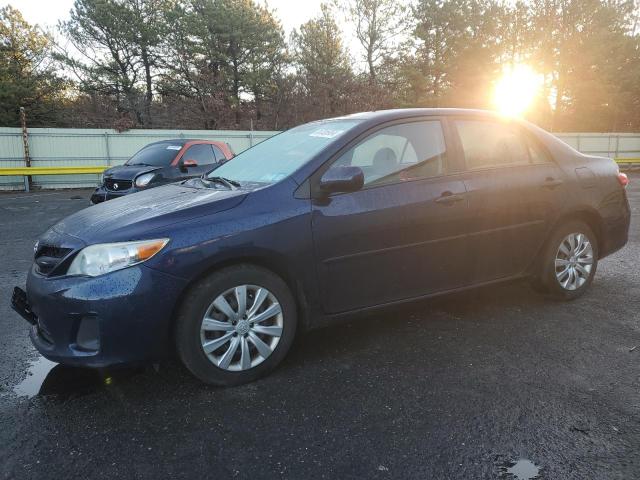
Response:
[175,265,297,385]
[532,220,599,300]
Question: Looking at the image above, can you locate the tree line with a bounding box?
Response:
[1,0,639,132]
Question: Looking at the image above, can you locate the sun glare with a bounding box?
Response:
[493,65,543,117]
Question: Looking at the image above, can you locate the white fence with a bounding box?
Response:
[0,127,278,190]
[0,128,638,191]
[556,133,640,160]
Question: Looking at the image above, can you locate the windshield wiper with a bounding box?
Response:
[204,176,240,190]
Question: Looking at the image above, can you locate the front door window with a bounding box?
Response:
[332,121,448,186]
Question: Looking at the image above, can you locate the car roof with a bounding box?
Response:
[146,139,225,146]
[329,108,505,123]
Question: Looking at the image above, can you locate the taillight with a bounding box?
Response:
[618,172,629,187]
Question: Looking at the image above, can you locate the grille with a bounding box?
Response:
[35,245,73,275]
[105,178,132,191]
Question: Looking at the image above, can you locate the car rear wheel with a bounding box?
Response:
[175,265,297,385]
[531,220,599,300]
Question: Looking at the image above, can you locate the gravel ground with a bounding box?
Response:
[0,178,638,480]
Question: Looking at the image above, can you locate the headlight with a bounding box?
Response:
[67,239,169,277]
[135,172,156,187]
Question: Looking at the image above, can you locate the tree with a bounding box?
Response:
[528,0,639,130]
[58,0,168,126]
[1,0,637,132]
[0,6,65,126]
[127,0,168,124]
[411,0,509,107]
[160,0,287,127]
[156,0,229,128]
[291,4,354,120]
[340,0,408,83]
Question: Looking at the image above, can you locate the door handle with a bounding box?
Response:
[435,192,465,205]
[541,177,564,188]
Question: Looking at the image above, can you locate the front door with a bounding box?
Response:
[311,119,471,314]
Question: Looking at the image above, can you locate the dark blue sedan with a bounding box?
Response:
[12,109,631,385]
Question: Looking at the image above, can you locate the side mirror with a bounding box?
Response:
[319,166,364,195]
[180,158,198,172]
[183,159,198,167]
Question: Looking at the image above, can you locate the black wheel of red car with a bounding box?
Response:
[175,264,297,386]
[532,220,599,300]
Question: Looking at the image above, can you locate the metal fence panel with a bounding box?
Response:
[554,133,640,159]
[0,128,29,189]
[0,128,638,191]
[0,128,278,190]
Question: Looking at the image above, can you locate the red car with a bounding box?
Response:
[91,139,234,204]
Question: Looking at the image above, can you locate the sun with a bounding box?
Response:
[492,64,543,117]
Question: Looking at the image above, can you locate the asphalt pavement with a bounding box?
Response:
[0,178,639,479]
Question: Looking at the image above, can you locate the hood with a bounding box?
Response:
[103,164,162,181]
[52,183,248,243]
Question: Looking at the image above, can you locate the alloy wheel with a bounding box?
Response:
[200,285,283,371]
[554,232,594,291]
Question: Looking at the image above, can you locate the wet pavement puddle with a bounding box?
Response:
[13,355,143,399]
[13,356,58,398]
[501,459,541,479]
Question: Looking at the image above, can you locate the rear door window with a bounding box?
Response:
[455,120,531,170]
[183,144,217,165]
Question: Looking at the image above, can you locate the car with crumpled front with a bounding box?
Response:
[90,139,234,204]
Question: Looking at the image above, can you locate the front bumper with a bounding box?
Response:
[20,264,187,368]
[11,286,36,325]
[90,185,137,204]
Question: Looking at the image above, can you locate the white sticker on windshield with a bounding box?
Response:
[166,145,182,150]
[309,128,344,139]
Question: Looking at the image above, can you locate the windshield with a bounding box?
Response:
[207,120,361,184]
[126,143,183,166]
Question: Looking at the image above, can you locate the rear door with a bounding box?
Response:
[311,119,471,314]
[452,118,567,282]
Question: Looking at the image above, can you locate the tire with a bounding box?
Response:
[530,220,599,300]
[175,264,297,386]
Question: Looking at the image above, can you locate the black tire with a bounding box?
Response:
[175,264,297,386]
[530,220,599,300]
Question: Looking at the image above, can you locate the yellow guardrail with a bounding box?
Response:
[0,166,108,175]
[0,158,638,178]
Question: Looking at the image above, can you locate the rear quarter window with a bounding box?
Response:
[212,145,226,161]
